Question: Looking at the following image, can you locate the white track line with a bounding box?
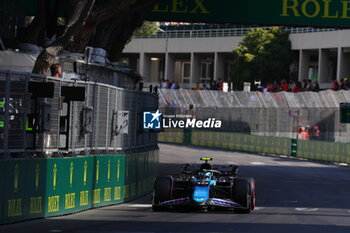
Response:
[295,208,319,212]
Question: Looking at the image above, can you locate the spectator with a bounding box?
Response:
[310,125,320,140]
[263,85,269,93]
[266,82,275,92]
[341,78,349,90]
[292,81,300,93]
[301,79,308,90]
[330,80,339,91]
[170,82,180,89]
[257,85,264,93]
[305,79,314,91]
[273,81,279,91]
[158,79,163,89]
[346,78,350,89]
[280,79,289,92]
[50,64,62,78]
[161,79,169,89]
[216,79,223,90]
[210,80,217,90]
[312,81,320,92]
[192,83,201,90]
[201,84,209,90]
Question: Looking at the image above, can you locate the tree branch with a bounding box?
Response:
[32,0,96,74]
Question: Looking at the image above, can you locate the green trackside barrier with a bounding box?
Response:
[157,128,184,144]
[183,129,192,145]
[160,129,293,156]
[3,159,47,223]
[90,155,125,208]
[45,157,94,217]
[0,149,159,224]
[297,140,350,164]
[124,153,136,202]
[189,130,292,156]
[0,161,5,224]
[139,152,148,198]
[159,128,350,164]
[145,150,159,194]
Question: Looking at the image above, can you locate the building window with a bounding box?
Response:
[308,65,318,81]
[182,62,191,83]
[200,61,214,83]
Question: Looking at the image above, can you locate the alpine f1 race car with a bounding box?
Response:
[152,158,256,213]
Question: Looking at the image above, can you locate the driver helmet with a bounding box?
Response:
[198,171,212,180]
[200,163,212,170]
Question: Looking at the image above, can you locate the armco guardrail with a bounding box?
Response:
[158,129,350,164]
[0,150,158,224]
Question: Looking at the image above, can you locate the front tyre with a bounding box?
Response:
[152,176,173,211]
[232,177,255,213]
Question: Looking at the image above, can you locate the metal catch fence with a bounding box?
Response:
[0,70,158,158]
[159,89,350,143]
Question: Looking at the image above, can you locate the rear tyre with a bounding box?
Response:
[152,176,173,211]
[232,177,254,214]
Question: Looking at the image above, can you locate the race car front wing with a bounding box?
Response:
[158,197,241,208]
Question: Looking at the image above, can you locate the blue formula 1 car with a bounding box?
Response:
[152,158,256,213]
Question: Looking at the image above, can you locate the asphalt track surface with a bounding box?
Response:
[1,143,350,233]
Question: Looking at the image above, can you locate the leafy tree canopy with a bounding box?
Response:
[231,27,296,89]
[134,21,159,36]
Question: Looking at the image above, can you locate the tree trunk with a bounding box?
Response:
[107,14,145,62]
[67,0,130,53]
[92,0,158,62]
[31,0,157,74]
[32,0,96,74]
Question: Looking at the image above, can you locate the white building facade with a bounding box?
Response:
[122,27,350,89]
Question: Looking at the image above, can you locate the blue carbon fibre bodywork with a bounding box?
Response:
[159,197,241,208]
[193,185,210,202]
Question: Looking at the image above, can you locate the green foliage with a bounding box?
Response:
[231,27,296,89]
[134,21,159,36]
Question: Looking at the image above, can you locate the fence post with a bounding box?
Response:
[291,138,297,156]
[183,129,192,145]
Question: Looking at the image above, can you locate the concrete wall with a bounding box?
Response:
[124,37,242,54]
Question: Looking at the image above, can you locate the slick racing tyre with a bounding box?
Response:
[152,176,173,211]
[232,177,254,213]
[247,177,256,210]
